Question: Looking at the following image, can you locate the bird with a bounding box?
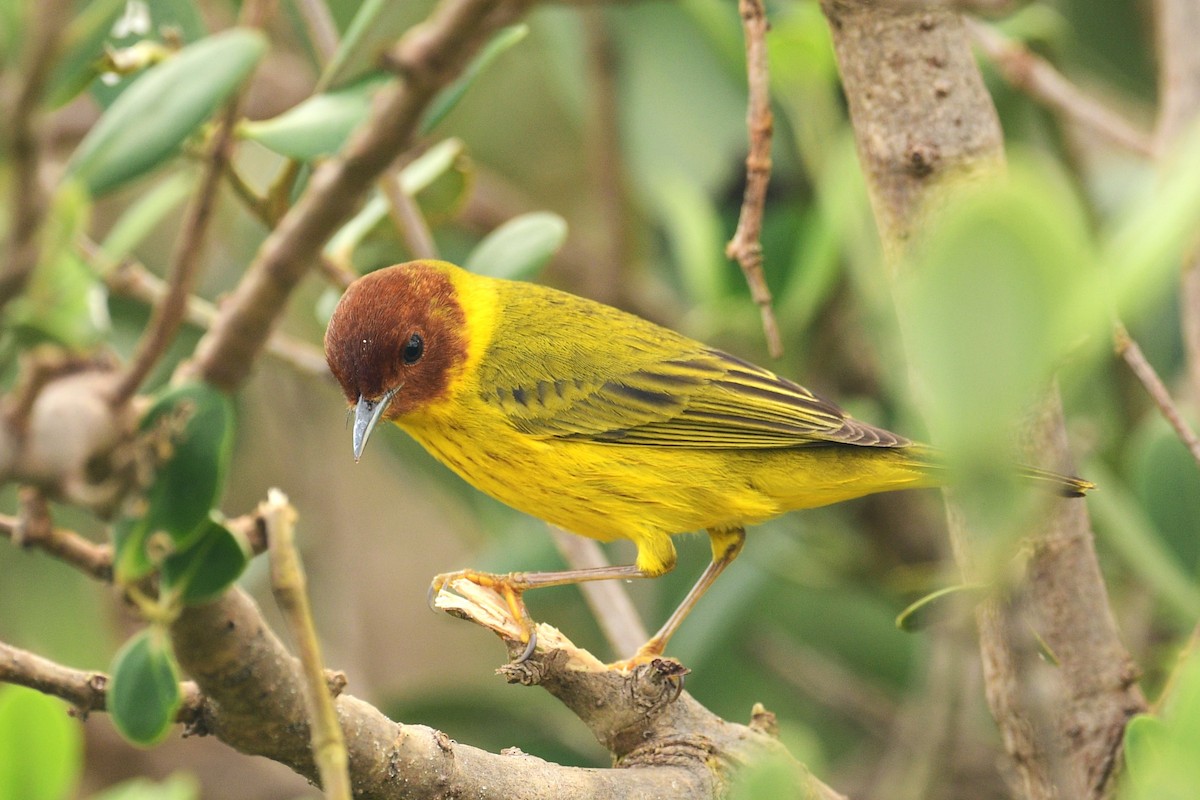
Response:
[324,259,1092,667]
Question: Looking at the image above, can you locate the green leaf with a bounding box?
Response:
[319,0,426,90]
[239,74,389,160]
[895,583,988,632]
[324,139,469,267]
[66,28,267,196]
[421,24,528,134]
[1123,714,1168,790]
[0,686,83,800]
[114,382,235,584]
[107,629,181,747]
[43,0,128,107]
[137,382,236,546]
[1120,654,1200,799]
[901,157,1091,475]
[161,515,249,605]
[464,212,567,281]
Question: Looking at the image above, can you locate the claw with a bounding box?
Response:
[515,627,538,663]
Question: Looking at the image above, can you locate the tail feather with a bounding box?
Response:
[1018,465,1094,498]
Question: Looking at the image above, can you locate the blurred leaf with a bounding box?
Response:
[400,138,465,195]
[464,212,567,280]
[99,169,196,264]
[613,3,745,195]
[1086,125,1200,338]
[240,74,389,160]
[995,5,1072,51]
[421,24,528,134]
[88,773,199,800]
[66,28,267,196]
[649,177,725,307]
[1123,715,1168,791]
[161,515,248,605]
[112,515,154,584]
[0,686,82,800]
[5,183,107,349]
[727,750,810,800]
[88,0,210,109]
[107,628,181,747]
[1085,460,1200,624]
[1128,416,1200,574]
[43,0,128,107]
[1120,653,1200,800]
[320,0,427,90]
[895,583,987,632]
[902,158,1091,474]
[325,139,469,267]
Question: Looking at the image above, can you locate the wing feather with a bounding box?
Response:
[478,282,908,450]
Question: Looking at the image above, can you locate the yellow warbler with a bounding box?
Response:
[324,260,1091,665]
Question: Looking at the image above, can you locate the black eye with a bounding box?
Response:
[402,332,424,365]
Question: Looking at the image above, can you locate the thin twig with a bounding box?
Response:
[726,0,783,358]
[0,0,75,310]
[548,526,648,659]
[108,89,253,407]
[379,170,439,259]
[1152,0,1200,408]
[265,490,351,800]
[0,639,207,723]
[0,506,269,582]
[967,19,1157,158]
[0,512,113,581]
[1114,322,1200,469]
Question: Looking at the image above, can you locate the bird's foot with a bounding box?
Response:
[429,569,538,662]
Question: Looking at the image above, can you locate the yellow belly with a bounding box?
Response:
[397,400,934,575]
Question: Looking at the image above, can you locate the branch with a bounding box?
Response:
[966,19,1156,158]
[184,0,533,392]
[168,584,845,800]
[0,640,207,724]
[0,506,269,582]
[726,0,783,358]
[266,490,351,800]
[1114,323,1200,470]
[818,4,1145,798]
[1153,0,1200,405]
[108,0,275,407]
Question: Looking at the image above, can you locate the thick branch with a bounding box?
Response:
[1154,0,1200,403]
[819,3,1144,798]
[170,586,841,800]
[184,0,531,392]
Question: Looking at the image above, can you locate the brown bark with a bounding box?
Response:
[820,3,1146,797]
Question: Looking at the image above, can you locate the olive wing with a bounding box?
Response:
[476,287,907,450]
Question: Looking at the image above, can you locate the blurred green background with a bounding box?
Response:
[2,0,1196,798]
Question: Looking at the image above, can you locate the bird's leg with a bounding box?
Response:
[613,526,747,670]
[430,564,650,660]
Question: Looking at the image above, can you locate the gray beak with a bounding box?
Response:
[352,387,400,462]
